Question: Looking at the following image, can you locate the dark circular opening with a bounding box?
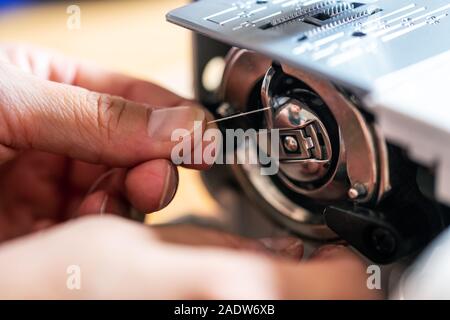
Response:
[352,31,367,37]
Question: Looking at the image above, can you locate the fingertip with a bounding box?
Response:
[76,190,128,217]
[158,161,179,210]
[125,159,178,213]
[147,106,206,143]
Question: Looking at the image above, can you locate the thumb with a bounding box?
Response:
[0,63,206,166]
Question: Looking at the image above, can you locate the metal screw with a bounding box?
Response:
[348,183,367,200]
[371,228,396,255]
[283,136,299,153]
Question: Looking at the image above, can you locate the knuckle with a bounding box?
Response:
[94,93,128,140]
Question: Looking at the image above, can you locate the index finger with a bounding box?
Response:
[1,44,192,107]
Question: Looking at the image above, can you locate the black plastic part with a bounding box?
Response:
[324,206,412,263]
[324,146,446,264]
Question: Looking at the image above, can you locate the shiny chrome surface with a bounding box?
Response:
[275,99,333,183]
[219,48,390,238]
[283,64,380,203]
[169,0,450,93]
[261,68,346,200]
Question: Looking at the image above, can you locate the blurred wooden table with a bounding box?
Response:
[0,0,222,223]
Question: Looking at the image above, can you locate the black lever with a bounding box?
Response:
[324,205,432,264]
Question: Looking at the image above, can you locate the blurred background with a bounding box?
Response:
[0,0,225,225]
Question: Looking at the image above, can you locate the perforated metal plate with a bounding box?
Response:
[167,0,450,93]
[167,0,450,205]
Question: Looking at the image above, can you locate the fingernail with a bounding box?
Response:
[99,194,109,215]
[158,163,178,210]
[260,237,303,258]
[87,169,118,195]
[148,106,206,142]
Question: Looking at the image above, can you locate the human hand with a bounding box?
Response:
[0,44,213,241]
[0,46,380,300]
[0,215,380,299]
